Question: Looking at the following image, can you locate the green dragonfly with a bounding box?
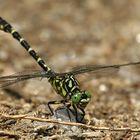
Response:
[0,17,140,122]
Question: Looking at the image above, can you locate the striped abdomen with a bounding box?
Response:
[0,17,53,74]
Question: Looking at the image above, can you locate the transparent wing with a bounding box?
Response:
[0,77,27,88]
[0,70,52,88]
[57,61,140,76]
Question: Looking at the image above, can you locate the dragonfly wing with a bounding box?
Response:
[57,65,120,76]
[0,70,50,88]
[0,78,25,88]
[61,61,140,76]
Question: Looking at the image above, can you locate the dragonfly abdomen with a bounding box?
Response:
[0,17,52,73]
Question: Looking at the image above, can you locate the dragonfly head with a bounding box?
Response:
[71,90,91,109]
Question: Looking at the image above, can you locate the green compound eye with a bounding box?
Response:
[71,92,81,104]
[84,91,91,99]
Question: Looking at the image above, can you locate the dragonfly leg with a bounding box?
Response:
[48,100,64,115]
[72,105,79,122]
[79,108,85,122]
[47,100,73,121]
[72,105,85,122]
[47,100,70,114]
[63,102,72,122]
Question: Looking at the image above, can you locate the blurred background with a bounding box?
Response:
[0,0,140,139]
[0,0,140,71]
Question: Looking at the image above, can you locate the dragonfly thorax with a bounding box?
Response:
[49,74,80,99]
[49,74,91,108]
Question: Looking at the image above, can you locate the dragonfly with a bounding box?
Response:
[0,17,140,122]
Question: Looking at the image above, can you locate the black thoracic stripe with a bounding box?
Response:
[63,75,78,93]
[64,79,71,91]
[0,17,53,73]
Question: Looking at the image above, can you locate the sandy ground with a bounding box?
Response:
[0,0,140,139]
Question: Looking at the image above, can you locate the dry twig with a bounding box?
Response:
[0,113,140,133]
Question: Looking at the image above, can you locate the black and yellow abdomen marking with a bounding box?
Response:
[0,17,52,73]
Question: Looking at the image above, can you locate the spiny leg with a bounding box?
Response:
[0,17,53,74]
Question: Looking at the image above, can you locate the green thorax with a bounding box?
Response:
[49,74,80,100]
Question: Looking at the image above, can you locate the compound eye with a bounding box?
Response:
[81,91,91,100]
[84,91,91,99]
[71,92,81,104]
